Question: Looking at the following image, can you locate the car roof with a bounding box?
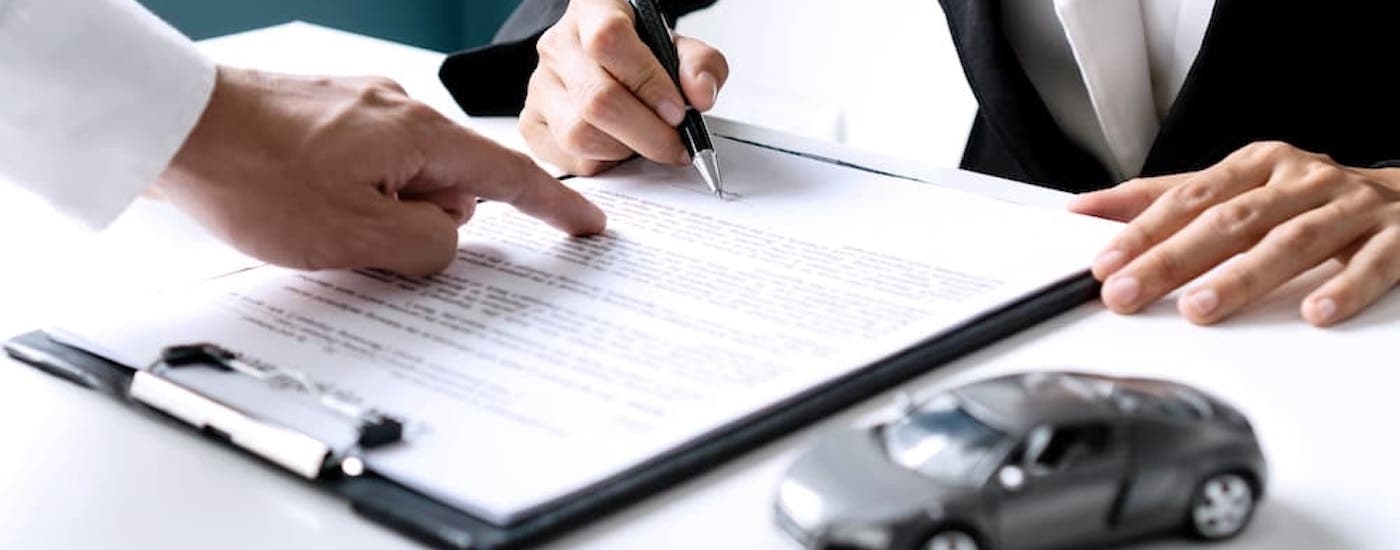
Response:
[950,372,1125,434]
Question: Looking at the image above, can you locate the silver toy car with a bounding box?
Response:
[775,372,1266,550]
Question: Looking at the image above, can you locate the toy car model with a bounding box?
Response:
[774,371,1266,550]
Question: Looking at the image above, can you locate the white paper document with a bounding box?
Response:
[52,138,1118,524]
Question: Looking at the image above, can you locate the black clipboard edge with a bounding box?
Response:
[5,331,131,394]
[495,270,1101,548]
[4,269,1098,549]
[2,330,498,548]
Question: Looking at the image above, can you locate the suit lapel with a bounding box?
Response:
[938,0,1113,189]
[1140,0,1233,176]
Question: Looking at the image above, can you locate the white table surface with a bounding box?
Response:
[2,22,1397,550]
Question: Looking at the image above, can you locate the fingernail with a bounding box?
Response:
[699,72,718,106]
[657,100,685,126]
[1092,249,1127,276]
[1103,276,1141,309]
[1310,297,1339,324]
[584,203,608,235]
[1184,287,1219,317]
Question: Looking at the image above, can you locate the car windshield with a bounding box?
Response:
[1113,385,1214,420]
[881,396,1009,485]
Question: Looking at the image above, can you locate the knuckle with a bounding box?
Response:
[1374,255,1400,288]
[355,83,387,105]
[1115,223,1156,253]
[1119,177,1162,204]
[1303,159,1342,177]
[1243,140,1295,162]
[1165,179,1218,210]
[631,69,667,100]
[1218,264,1262,297]
[1120,179,1153,202]
[356,82,405,108]
[401,100,439,121]
[366,76,404,93]
[1141,247,1186,281]
[1204,201,1261,238]
[1214,163,1252,191]
[537,26,565,59]
[1316,200,1357,229]
[580,13,633,58]
[1293,162,1345,193]
[579,79,626,122]
[1367,231,1400,283]
[1351,181,1394,208]
[1268,220,1323,252]
[1381,253,1400,286]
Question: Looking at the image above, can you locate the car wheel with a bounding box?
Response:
[1188,472,1256,540]
[922,530,978,550]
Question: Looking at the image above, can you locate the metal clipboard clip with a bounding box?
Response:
[127,343,403,479]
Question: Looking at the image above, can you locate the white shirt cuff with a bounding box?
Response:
[0,0,216,229]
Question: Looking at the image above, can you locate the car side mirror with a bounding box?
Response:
[998,465,1026,491]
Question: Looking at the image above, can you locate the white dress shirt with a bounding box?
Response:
[1002,0,1216,180]
[0,0,215,228]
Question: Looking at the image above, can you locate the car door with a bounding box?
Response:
[1114,416,1202,532]
[993,421,1130,549]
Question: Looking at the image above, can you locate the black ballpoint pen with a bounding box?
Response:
[628,0,724,197]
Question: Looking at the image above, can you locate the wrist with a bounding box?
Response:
[161,66,274,188]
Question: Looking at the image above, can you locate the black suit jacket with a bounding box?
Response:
[440,0,1400,193]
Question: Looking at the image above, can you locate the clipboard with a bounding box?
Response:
[2,126,1102,550]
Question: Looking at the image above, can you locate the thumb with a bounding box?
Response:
[676,35,728,111]
[1068,173,1188,222]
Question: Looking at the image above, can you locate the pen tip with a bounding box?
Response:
[693,149,724,199]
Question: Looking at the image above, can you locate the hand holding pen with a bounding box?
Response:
[520,0,730,182]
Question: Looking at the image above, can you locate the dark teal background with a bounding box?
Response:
[137,0,521,52]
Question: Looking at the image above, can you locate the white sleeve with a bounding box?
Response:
[0,0,216,229]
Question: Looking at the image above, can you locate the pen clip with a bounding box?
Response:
[628,0,725,197]
[628,0,683,86]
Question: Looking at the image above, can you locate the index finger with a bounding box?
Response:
[421,123,607,236]
[1089,155,1274,281]
[1069,173,1188,222]
[576,1,687,125]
